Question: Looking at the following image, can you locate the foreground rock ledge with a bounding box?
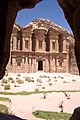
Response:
[0,113,26,120]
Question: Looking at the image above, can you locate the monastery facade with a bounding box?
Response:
[7,18,78,74]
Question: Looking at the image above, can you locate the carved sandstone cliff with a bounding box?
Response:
[57,0,80,74]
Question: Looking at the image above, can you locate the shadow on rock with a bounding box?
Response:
[0,113,27,120]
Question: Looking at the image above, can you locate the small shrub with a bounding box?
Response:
[58,76,61,78]
[61,77,64,79]
[63,81,67,83]
[42,86,45,89]
[14,84,17,87]
[63,81,69,83]
[31,80,34,82]
[49,82,52,86]
[17,79,24,84]
[4,84,10,90]
[54,76,56,79]
[47,79,51,82]
[32,77,34,79]
[16,77,19,80]
[1,79,7,84]
[14,84,19,87]
[54,80,57,82]
[72,79,76,82]
[17,74,21,77]
[37,79,42,83]
[8,77,13,81]
[25,76,31,82]
[39,75,43,78]
[48,76,50,78]
[11,80,15,83]
[35,88,39,92]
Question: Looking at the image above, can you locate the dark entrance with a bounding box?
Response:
[38,60,43,71]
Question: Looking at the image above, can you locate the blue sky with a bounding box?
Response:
[16,0,72,32]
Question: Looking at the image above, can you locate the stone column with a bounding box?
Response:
[63,54,69,72]
[42,61,44,72]
[43,39,46,51]
[13,35,17,50]
[55,36,59,52]
[55,57,58,73]
[36,61,38,72]
[18,40,20,50]
[51,58,53,72]
[24,57,28,72]
[12,57,17,72]
[10,37,13,50]
[50,39,52,51]
[63,36,67,52]
[49,56,53,72]
[34,58,37,72]
[33,58,37,72]
[45,59,49,72]
[43,59,46,72]
[21,57,25,72]
[42,40,44,51]
[22,34,25,51]
[29,37,32,51]
[36,39,38,51]
[53,58,55,72]
[29,57,32,72]
[33,58,35,72]
[31,59,34,72]
[27,57,30,73]
[66,53,69,73]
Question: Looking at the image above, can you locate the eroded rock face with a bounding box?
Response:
[57,0,80,74]
[0,0,42,79]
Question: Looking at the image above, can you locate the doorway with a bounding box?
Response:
[38,60,43,71]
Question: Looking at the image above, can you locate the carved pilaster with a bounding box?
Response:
[13,35,17,50]
[22,34,25,51]
[29,37,32,51]
[55,36,59,52]
[49,56,53,72]
[21,57,25,72]
[25,57,28,72]
[12,57,17,72]
[45,59,49,72]
[34,58,37,72]
[36,39,38,51]
[63,37,67,52]
[62,32,68,52]
[52,58,55,72]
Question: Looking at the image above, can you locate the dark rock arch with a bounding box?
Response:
[0,0,42,79]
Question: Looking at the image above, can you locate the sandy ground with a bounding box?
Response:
[0,72,80,120]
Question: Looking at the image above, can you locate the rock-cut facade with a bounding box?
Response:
[7,18,78,74]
